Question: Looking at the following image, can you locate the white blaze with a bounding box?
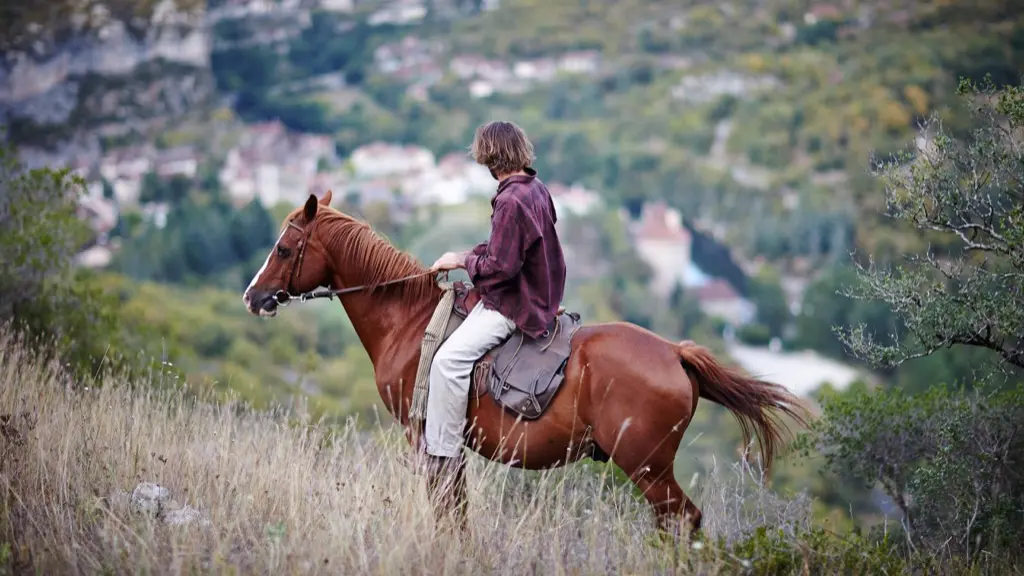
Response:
[246,227,288,294]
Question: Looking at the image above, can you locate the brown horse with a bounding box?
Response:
[242,191,810,537]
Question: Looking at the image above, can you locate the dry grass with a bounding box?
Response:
[0,329,813,575]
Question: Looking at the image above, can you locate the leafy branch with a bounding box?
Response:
[837,76,1024,376]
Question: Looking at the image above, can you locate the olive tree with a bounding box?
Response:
[840,77,1024,379]
[800,78,1024,567]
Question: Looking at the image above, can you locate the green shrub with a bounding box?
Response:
[0,145,136,380]
[736,323,771,346]
[798,384,1024,565]
[706,525,911,574]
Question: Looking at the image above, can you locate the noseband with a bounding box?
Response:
[271,217,437,307]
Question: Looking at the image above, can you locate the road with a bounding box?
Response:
[724,341,865,398]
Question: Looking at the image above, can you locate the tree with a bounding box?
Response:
[797,79,1024,568]
[0,145,129,377]
[228,200,276,264]
[139,170,164,203]
[669,282,705,339]
[838,77,1024,384]
[748,265,791,338]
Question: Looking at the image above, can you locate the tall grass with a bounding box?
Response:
[1,327,821,574]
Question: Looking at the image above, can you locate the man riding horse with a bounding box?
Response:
[241,119,808,539]
[424,120,567,497]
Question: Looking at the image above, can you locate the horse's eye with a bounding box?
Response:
[276,245,291,259]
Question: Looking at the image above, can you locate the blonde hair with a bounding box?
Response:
[469,120,536,176]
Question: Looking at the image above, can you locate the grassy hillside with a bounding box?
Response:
[0,329,922,574]
[99,272,386,425]
[102,269,851,509]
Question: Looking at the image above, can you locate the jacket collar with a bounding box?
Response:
[495,167,536,197]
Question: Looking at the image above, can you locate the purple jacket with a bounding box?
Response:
[464,168,567,338]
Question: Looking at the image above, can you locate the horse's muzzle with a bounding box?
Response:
[243,290,280,317]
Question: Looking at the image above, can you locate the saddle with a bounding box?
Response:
[437,281,582,420]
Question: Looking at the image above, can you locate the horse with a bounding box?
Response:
[241,190,810,538]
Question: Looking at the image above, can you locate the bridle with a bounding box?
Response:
[271,217,437,307]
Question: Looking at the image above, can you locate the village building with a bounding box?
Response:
[368,0,427,26]
[218,120,337,207]
[154,146,199,179]
[631,202,694,300]
[692,278,756,327]
[349,142,435,179]
[547,182,603,219]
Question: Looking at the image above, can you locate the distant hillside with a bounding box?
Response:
[5,0,1023,270]
[192,0,1024,270]
[431,0,1024,264]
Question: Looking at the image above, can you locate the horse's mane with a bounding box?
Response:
[284,203,439,304]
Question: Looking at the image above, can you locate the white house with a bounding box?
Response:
[693,279,756,326]
[400,153,493,206]
[631,202,693,300]
[218,121,338,207]
[670,71,780,103]
[255,164,282,206]
[319,0,353,11]
[558,51,600,74]
[548,182,602,218]
[368,0,427,26]
[513,58,557,82]
[469,81,495,99]
[77,192,119,237]
[154,146,199,179]
[349,142,435,179]
[99,147,153,183]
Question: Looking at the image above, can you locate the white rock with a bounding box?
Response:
[120,481,212,528]
[164,504,212,527]
[130,482,170,516]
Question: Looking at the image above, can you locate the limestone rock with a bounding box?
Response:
[130,482,170,516]
[164,504,212,527]
[115,482,211,528]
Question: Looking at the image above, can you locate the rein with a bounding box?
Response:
[273,270,438,306]
[271,213,443,307]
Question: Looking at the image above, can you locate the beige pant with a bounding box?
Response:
[425,300,516,458]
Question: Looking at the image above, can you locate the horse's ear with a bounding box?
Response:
[319,189,333,206]
[303,193,318,222]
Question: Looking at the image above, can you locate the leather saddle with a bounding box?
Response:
[438,281,582,420]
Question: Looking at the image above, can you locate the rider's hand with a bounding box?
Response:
[429,251,465,273]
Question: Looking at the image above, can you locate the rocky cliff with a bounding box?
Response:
[1,0,213,167]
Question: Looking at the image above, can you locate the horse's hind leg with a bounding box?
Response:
[608,444,702,538]
[634,470,703,538]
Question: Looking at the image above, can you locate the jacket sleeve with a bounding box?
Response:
[464,199,537,286]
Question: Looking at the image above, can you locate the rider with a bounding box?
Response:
[426,120,567,478]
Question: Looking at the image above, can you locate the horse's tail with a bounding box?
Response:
[675,340,810,475]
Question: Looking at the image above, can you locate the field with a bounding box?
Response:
[2,326,865,575]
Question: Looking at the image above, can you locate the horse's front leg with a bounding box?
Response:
[425,454,469,534]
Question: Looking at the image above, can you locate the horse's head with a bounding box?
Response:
[242,191,334,317]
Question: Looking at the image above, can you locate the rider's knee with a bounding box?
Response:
[431,348,469,388]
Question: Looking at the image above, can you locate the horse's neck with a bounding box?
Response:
[332,290,429,363]
[321,232,437,367]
